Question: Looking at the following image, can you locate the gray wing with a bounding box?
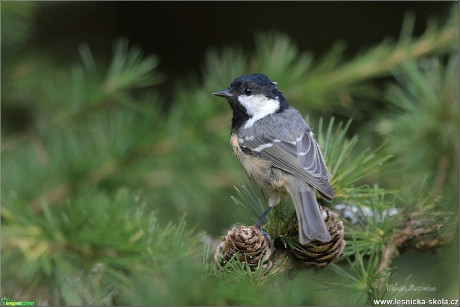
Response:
[240,131,334,200]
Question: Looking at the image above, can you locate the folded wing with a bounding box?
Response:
[240,132,333,200]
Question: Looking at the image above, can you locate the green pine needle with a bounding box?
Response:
[317,117,392,201]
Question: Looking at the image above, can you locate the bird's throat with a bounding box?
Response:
[229,100,251,133]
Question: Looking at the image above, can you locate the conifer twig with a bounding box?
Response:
[377,210,453,284]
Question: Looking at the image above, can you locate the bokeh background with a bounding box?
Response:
[2,1,458,306]
[23,2,450,72]
[6,2,453,93]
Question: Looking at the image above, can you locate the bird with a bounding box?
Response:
[213,73,334,244]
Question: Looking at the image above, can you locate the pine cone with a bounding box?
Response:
[214,225,272,270]
[290,205,346,268]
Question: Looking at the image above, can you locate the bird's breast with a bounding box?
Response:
[230,133,282,190]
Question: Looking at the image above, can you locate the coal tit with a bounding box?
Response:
[213,73,334,244]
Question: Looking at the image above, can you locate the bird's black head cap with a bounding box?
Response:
[229,74,288,104]
[213,73,289,131]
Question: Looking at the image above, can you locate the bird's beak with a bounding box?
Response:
[213,89,234,99]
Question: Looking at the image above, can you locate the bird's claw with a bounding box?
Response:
[256,226,272,247]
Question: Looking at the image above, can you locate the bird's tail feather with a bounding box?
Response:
[289,185,331,244]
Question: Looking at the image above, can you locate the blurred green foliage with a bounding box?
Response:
[1,2,458,306]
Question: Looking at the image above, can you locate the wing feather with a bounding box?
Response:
[240,132,333,200]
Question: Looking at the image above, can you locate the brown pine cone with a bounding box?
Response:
[214,225,272,270]
[290,205,346,268]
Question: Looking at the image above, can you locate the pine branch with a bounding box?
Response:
[251,7,458,111]
[2,2,37,54]
[3,5,457,305]
[376,184,455,274]
[315,13,456,88]
[324,243,390,305]
[4,11,454,211]
[333,179,455,304]
[316,118,392,202]
[374,209,454,300]
[2,189,203,305]
[376,53,458,202]
[2,39,163,153]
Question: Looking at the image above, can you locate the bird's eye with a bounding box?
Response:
[244,88,252,95]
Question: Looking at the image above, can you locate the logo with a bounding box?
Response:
[0,296,35,306]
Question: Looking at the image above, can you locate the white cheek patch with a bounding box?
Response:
[238,94,280,129]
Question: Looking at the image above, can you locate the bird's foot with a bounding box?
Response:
[255,225,271,247]
[255,206,273,228]
[260,229,271,245]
